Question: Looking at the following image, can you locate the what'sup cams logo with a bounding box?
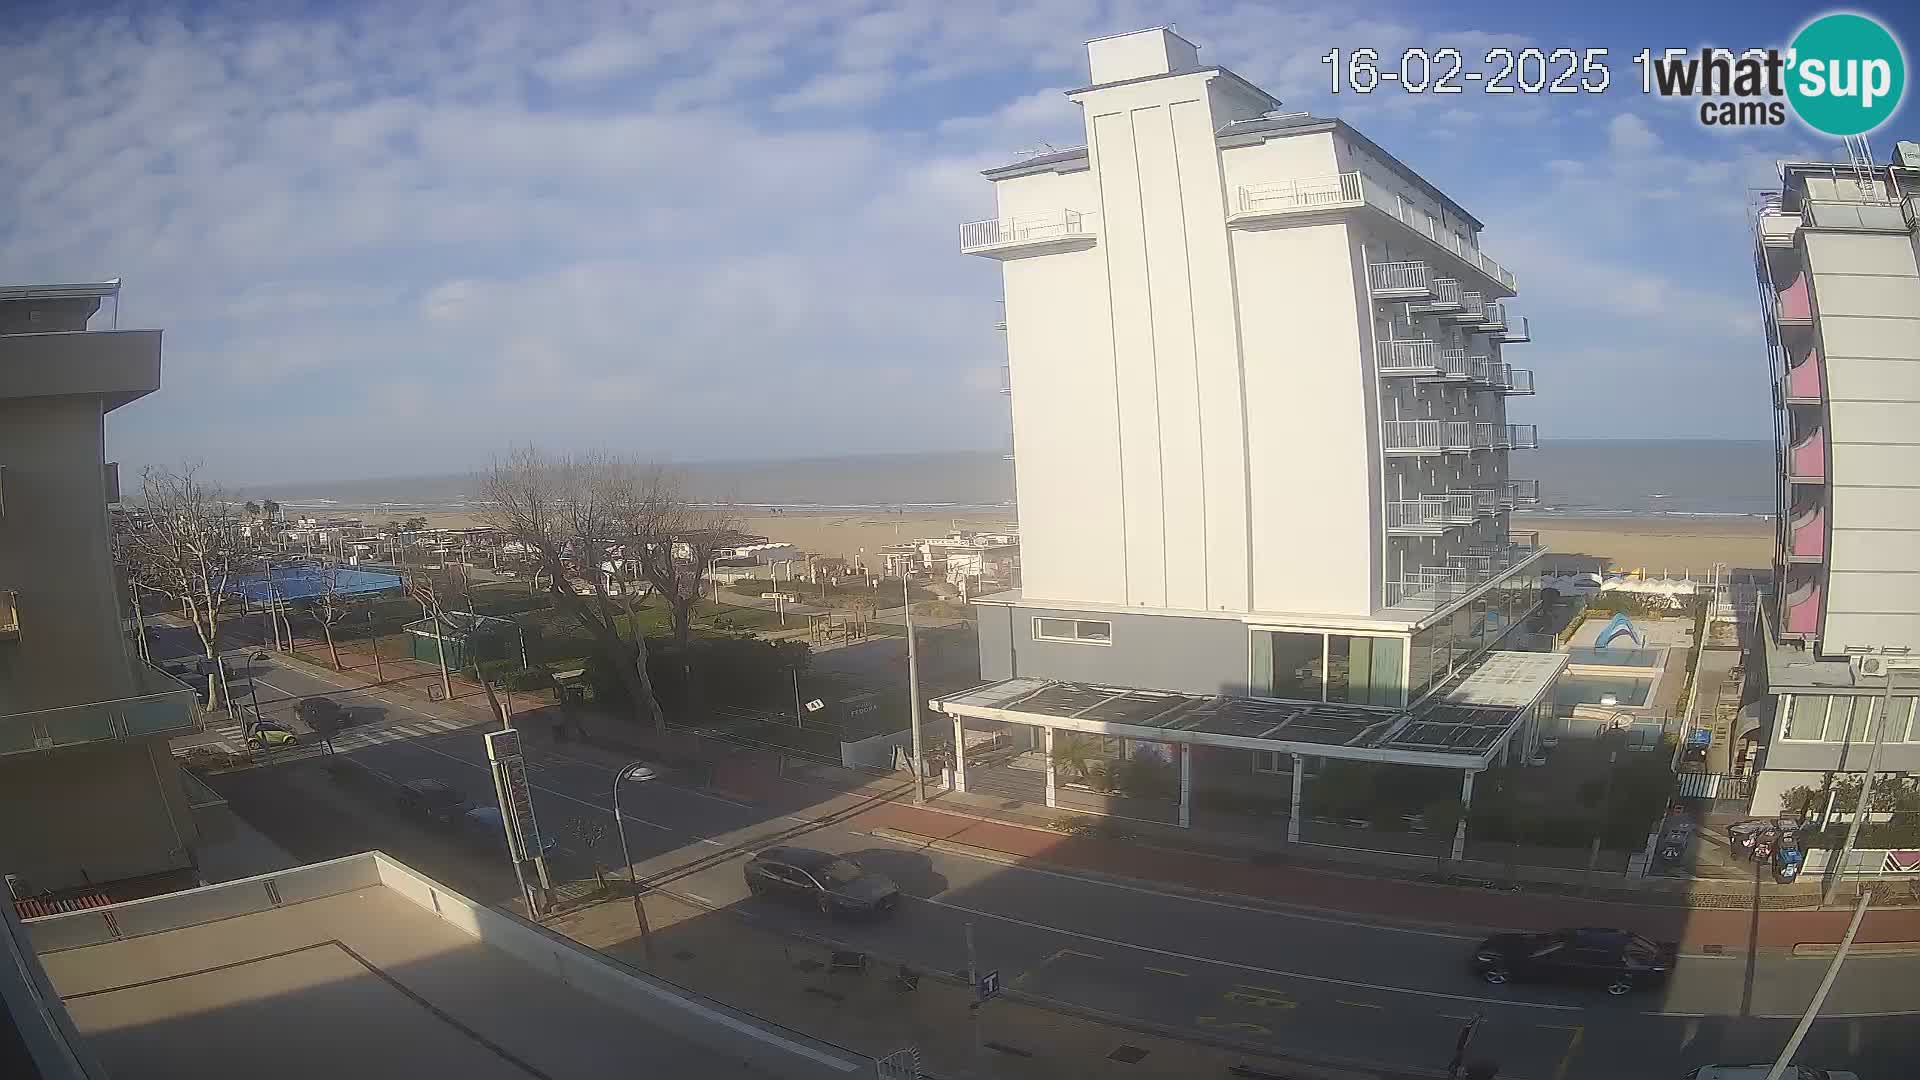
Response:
[1636,12,1906,135]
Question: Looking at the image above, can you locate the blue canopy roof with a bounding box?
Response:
[227,565,405,603]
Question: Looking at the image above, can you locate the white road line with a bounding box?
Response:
[869,831,1475,941]
[907,892,1580,1013]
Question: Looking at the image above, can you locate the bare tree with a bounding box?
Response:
[311,562,356,671]
[480,447,667,730]
[119,464,238,707]
[619,469,750,655]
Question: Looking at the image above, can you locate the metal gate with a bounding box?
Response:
[876,1048,922,1080]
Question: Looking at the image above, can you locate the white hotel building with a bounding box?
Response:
[932,29,1563,847]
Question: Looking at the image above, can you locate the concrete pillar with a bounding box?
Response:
[1178,743,1192,828]
[952,716,967,794]
[1452,770,1476,862]
[1288,754,1304,844]
[1043,727,1057,808]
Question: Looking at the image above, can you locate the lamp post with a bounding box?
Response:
[1822,669,1905,907]
[613,762,659,966]
[905,574,925,804]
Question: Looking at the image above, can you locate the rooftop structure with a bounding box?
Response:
[10,851,863,1079]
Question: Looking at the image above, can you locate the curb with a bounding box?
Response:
[1792,940,1920,957]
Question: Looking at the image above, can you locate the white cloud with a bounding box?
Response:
[1608,113,1661,155]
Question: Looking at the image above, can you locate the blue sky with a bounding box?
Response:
[4,0,1914,485]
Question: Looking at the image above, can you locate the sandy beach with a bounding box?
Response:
[393,507,1770,578]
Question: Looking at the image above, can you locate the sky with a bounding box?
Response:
[4,0,1914,486]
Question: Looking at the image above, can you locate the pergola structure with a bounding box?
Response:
[931,650,1566,857]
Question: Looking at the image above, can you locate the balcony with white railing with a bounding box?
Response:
[1386,495,1478,535]
[1488,364,1534,395]
[1448,487,1501,517]
[1228,171,1517,293]
[1408,277,1464,314]
[1499,315,1530,343]
[1444,290,1486,323]
[1368,262,1435,300]
[1782,347,1822,405]
[1,664,202,758]
[1382,419,1476,455]
[1384,530,1543,610]
[1501,479,1541,508]
[1476,301,1508,332]
[959,210,1096,258]
[1488,423,1538,450]
[1376,339,1442,376]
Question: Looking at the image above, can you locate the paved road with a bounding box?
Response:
[295,722,1920,1080]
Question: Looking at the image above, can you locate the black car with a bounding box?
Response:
[745,846,900,919]
[1471,928,1676,996]
[395,778,469,824]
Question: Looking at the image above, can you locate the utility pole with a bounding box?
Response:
[1764,889,1872,1080]
[965,921,987,1074]
[905,574,925,804]
[1822,670,1904,906]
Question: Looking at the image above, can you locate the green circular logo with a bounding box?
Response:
[1787,13,1906,136]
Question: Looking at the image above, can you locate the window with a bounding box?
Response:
[1033,617,1112,645]
[1783,695,1829,740]
[1259,631,1325,701]
[1327,634,1405,707]
[1253,750,1288,775]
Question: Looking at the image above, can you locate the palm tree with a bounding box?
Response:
[262,499,281,521]
[1050,733,1099,785]
[243,500,261,518]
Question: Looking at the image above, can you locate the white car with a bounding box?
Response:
[1686,1066,1859,1080]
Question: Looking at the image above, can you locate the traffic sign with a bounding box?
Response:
[804,698,826,712]
[976,970,1000,1001]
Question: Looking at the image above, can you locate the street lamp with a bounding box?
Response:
[612,761,659,965]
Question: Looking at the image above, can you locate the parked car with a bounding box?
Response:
[395,779,469,824]
[744,846,900,919]
[1697,1060,1858,1068]
[459,806,557,856]
[1471,927,1676,995]
[245,720,298,749]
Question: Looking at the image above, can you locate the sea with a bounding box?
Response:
[242,439,1774,522]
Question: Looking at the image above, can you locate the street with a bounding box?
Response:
[189,659,1920,1080]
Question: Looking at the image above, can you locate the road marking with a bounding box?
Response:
[1336,999,1385,1009]
[1196,1016,1270,1035]
[908,894,1579,1013]
[871,831,1474,941]
[1225,988,1296,1010]
[389,738,702,839]
[1145,967,1189,978]
[683,893,713,906]
[1541,1024,1583,1080]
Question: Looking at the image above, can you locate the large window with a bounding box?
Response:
[1033,617,1112,645]
[1781,694,1920,742]
[1254,630,1405,707]
[1327,634,1404,707]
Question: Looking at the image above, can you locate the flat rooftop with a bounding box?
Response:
[25,853,861,1080]
[935,650,1565,769]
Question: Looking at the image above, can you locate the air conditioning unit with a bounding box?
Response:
[1853,654,1920,678]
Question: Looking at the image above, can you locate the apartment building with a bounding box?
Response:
[0,280,203,896]
[1745,143,1920,814]
[934,29,1561,846]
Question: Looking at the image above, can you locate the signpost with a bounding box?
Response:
[485,729,551,913]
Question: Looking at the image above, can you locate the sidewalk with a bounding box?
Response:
[551,888,1403,1080]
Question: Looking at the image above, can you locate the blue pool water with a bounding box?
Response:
[1565,646,1663,667]
[1554,674,1653,707]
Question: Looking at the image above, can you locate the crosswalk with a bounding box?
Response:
[189,713,485,756]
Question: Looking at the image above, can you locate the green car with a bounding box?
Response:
[246,721,299,749]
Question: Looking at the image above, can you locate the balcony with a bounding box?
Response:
[1386,495,1479,535]
[1385,535,1542,609]
[1783,348,1822,405]
[1382,419,1476,455]
[1476,301,1508,333]
[1486,423,1538,450]
[1368,262,1435,300]
[0,665,201,758]
[959,210,1096,258]
[1376,339,1443,376]
[1757,207,1802,248]
[1448,487,1502,517]
[1776,273,1812,325]
[1443,291,1486,323]
[1501,478,1541,508]
[1489,364,1534,395]
[1787,427,1825,482]
[1407,278,1464,314]
[1786,501,1825,562]
[1781,572,1821,638]
[1499,315,1531,343]
[1228,171,1517,292]
[1417,349,1472,383]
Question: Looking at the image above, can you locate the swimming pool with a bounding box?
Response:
[1565,646,1663,667]
[1554,674,1653,708]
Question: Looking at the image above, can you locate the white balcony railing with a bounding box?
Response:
[1386,495,1477,532]
[1368,261,1433,297]
[1478,300,1507,330]
[959,210,1091,253]
[1376,339,1441,374]
[1410,278,1464,313]
[1502,423,1539,449]
[1,666,201,758]
[1232,172,1518,291]
[1490,365,1534,394]
[1502,479,1541,507]
[1385,531,1544,609]
[1382,419,1475,453]
[1500,315,1531,343]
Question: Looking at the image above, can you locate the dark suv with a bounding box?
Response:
[1472,927,1676,996]
[395,779,469,825]
[744,847,900,919]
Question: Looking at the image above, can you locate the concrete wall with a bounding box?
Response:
[0,741,197,892]
[995,604,1250,696]
[1803,228,1920,654]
